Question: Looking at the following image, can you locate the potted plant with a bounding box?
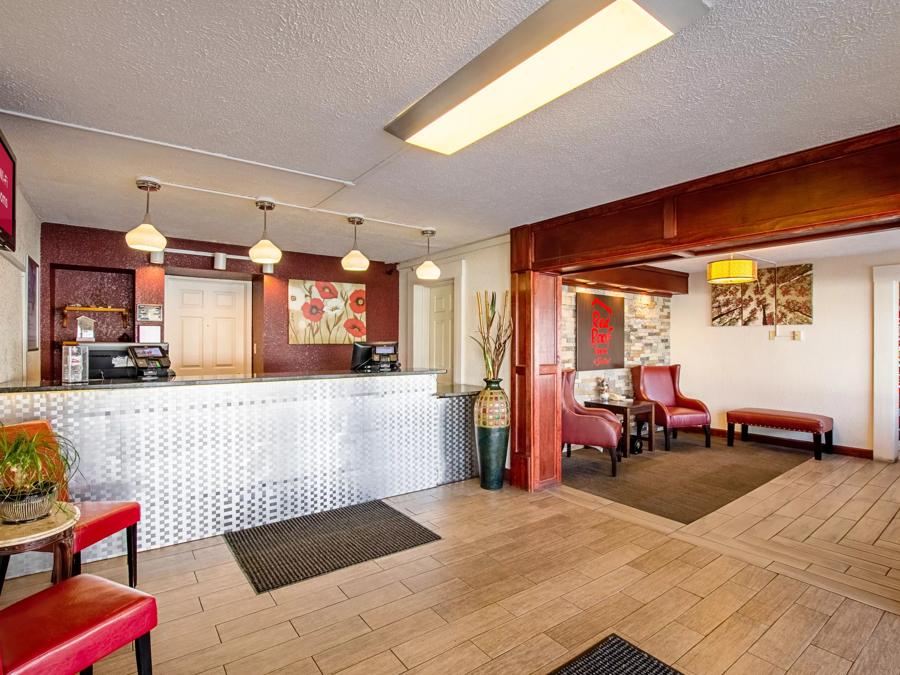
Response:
[471,291,513,490]
[0,425,79,524]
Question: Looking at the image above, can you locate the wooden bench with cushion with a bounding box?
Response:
[726,408,834,460]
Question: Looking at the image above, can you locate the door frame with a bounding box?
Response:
[404,260,466,384]
[163,274,253,377]
[413,279,455,381]
[873,265,900,462]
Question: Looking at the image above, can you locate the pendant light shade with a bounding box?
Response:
[707,258,757,285]
[416,229,441,280]
[341,216,370,271]
[250,199,282,265]
[127,178,167,252]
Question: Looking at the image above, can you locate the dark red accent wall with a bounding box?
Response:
[40,223,399,379]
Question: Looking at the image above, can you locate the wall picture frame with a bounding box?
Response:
[26,256,38,351]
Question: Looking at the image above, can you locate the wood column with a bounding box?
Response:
[510,229,562,491]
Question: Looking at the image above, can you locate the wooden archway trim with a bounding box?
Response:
[509,125,900,491]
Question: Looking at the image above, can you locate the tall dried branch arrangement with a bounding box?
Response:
[471,291,513,380]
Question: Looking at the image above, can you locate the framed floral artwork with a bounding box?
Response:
[288,279,367,344]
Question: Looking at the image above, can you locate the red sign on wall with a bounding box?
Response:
[575,292,625,370]
[0,129,16,252]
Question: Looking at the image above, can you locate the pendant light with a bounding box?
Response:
[126,177,167,252]
[416,229,441,280]
[707,255,758,285]
[341,216,370,271]
[249,199,282,265]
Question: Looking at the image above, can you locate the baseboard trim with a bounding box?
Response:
[684,427,872,460]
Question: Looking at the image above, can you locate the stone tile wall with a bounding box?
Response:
[561,286,670,401]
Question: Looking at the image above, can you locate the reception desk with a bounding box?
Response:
[0,370,479,577]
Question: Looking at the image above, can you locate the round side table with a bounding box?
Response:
[0,502,81,584]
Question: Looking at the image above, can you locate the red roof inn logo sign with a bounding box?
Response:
[0,128,16,252]
[576,292,625,371]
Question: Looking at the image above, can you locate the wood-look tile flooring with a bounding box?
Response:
[673,453,900,616]
[4,463,900,674]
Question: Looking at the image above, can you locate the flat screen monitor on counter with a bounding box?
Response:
[351,341,400,373]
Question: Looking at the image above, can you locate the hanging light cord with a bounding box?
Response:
[144,189,150,218]
[262,209,268,239]
[352,224,359,249]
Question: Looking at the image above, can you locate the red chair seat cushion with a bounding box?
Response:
[0,574,157,675]
[72,501,141,553]
[666,406,711,427]
[727,408,833,434]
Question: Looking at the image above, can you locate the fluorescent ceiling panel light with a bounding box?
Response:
[386,0,708,155]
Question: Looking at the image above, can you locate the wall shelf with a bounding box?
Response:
[61,306,130,328]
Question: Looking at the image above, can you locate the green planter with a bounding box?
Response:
[474,378,510,490]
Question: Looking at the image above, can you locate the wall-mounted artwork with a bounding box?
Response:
[711,264,813,326]
[26,257,38,350]
[288,279,367,344]
[575,292,625,370]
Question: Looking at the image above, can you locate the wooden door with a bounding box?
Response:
[164,276,251,377]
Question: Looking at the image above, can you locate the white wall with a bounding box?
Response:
[399,234,510,388]
[671,250,900,451]
[0,186,41,384]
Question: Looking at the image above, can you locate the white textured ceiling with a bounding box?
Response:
[652,229,900,273]
[1,0,899,261]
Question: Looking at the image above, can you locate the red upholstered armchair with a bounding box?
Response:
[631,365,711,451]
[561,369,623,476]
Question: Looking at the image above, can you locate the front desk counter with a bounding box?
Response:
[0,370,480,577]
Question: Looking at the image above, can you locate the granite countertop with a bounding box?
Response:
[435,384,483,398]
[0,369,446,394]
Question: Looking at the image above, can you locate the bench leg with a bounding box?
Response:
[704,425,711,448]
[825,430,834,454]
[740,424,749,442]
[727,423,735,446]
[609,446,617,477]
[813,433,822,461]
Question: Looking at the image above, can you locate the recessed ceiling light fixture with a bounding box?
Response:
[126,177,167,251]
[385,0,709,155]
[249,199,283,265]
[341,216,370,271]
[416,229,441,280]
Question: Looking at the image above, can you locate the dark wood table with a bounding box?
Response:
[0,502,80,586]
[584,400,655,455]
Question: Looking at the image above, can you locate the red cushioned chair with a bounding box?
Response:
[0,573,156,674]
[561,369,623,476]
[0,421,141,595]
[631,365,711,452]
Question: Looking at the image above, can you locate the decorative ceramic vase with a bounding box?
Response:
[474,378,510,490]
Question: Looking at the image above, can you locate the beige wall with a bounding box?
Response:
[399,234,510,388]
[671,251,900,450]
[0,186,40,384]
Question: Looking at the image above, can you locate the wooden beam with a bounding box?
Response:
[564,265,689,296]
[513,125,900,273]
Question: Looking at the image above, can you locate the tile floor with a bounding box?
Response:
[4,456,900,674]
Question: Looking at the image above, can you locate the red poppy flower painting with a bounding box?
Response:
[349,289,366,314]
[315,281,338,300]
[288,278,367,344]
[343,318,366,338]
[301,298,325,322]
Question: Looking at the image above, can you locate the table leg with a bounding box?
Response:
[52,531,75,583]
[623,409,631,458]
